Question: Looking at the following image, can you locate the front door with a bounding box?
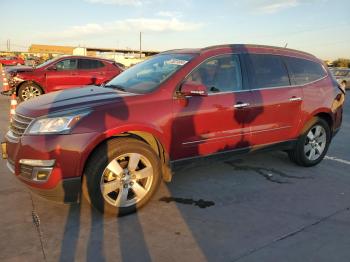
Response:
[171,54,255,160]
[45,58,79,91]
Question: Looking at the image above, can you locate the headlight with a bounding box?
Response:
[27,112,88,134]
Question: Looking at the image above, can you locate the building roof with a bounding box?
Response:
[29,44,75,54]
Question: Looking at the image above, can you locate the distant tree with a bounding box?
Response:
[333,58,350,68]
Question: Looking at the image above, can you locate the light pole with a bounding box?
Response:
[139,32,142,59]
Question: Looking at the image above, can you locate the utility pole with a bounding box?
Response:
[139,32,142,59]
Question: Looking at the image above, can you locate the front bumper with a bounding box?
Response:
[2,132,99,203]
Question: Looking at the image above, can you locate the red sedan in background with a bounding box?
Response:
[0,56,25,66]
[6,56,123,101]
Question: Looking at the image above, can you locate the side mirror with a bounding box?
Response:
[47,65,57,71]
[181,81,208,97]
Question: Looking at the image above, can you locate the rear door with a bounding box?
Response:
[242,53,303,146]
[45,58,79,91]
[77,58,107,86]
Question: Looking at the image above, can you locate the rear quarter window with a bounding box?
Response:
[284,57,327,85]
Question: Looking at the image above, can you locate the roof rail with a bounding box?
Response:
[200,44,315,57]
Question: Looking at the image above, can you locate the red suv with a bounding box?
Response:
[7,56,122,101]
[1,45,345,216]
[0,56,25,66]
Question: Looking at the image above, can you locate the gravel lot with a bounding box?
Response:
[0,85,349,262]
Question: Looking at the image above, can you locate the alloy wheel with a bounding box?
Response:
[21,85,41,100]
[100,153,154,207]
[304,125,327,161]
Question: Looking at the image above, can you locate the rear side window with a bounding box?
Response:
[244,54,290,89]
[284,57,327,85]
[78,59,105,70]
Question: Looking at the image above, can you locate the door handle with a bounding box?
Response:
[289,97,302,102]
[233,102,250,109]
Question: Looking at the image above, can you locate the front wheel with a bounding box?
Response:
[18,82,43,101]
[82,138,162,216]
[288,117,331,167]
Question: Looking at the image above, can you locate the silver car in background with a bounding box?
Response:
[330,68,350,90]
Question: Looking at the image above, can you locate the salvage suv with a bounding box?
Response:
[6,55,122,101]
[1,44,345,216]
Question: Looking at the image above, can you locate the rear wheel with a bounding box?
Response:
[288,117,331,167]
[18,82,43,101]
[82,138,162,216]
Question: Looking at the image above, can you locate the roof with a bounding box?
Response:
[52,55,115,63]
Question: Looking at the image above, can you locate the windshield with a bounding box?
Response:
[105,53,195,94]
[36,57,61,69]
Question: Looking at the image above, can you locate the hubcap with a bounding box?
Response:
[304,125,327,161]
[100,153,154,207]
[21,86,41,100]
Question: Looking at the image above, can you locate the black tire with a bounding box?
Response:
[18,82,43,101]
[288,117,331,167]
[82,138,162,216]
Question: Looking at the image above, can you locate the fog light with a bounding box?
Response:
[32,167,53,182]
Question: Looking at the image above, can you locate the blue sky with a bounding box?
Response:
[0,0,349,59]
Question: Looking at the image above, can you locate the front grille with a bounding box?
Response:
[7,113,33,141]
[19,164,34,180]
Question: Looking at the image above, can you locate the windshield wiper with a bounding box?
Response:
[104,84,127,92]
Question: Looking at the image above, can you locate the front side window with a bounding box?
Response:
[106,53,195,94]
[55,59,77,71]
[185,54,243,93]
[284,57,327,85]
[245,54,290,89]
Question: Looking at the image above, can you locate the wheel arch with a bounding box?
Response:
[16,80,45,95]
[81,130,172,183]
[298,110,334,138]
[315,112,333,131]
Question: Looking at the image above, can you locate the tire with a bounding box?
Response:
[18,82,43,101]
[82,138,162,216]
[288,117,331,167]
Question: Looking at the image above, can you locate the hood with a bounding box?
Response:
[16,86,136,118]
[6,66,35,74]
